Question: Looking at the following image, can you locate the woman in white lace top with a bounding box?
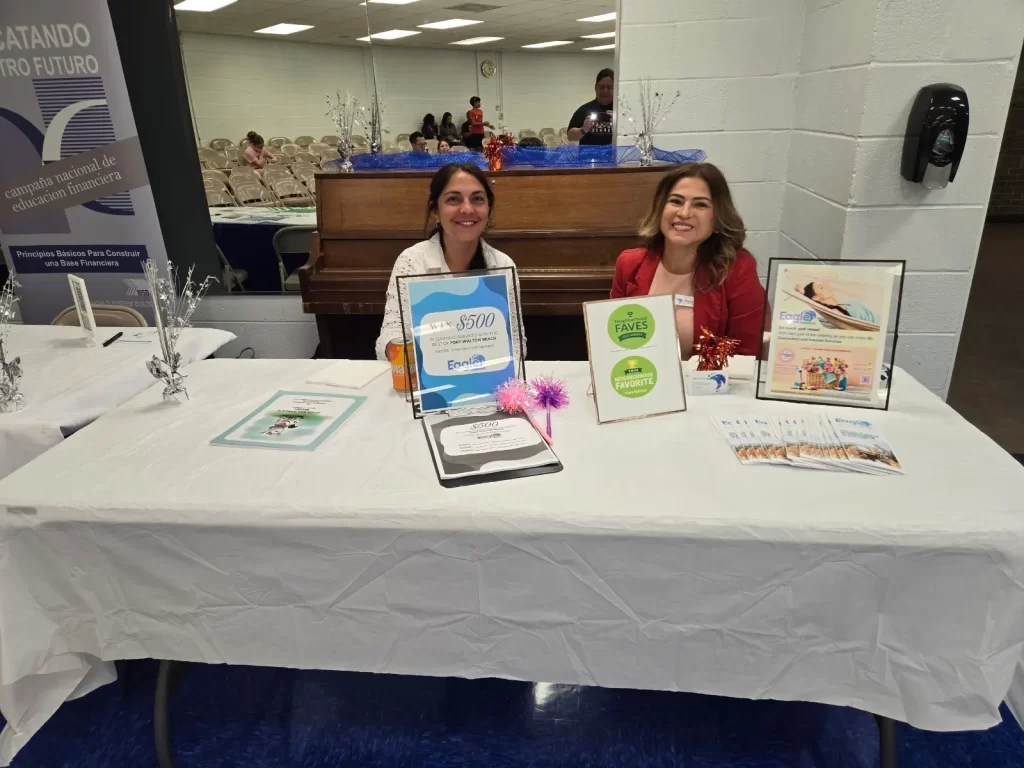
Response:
[374,163,525,361]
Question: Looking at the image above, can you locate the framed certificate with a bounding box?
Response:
[67,274,97,343]
[756,259,905,410]
[397,267,525,417]
[583,294,687,423]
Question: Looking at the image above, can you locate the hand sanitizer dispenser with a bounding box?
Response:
[901,84,969,189]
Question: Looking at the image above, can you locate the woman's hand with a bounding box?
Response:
[581,116,596,135]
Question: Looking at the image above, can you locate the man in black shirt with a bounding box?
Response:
[568,68,615,146]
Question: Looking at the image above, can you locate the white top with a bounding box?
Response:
[374,234,524,361]
[1,358,1024,765]
[0,325,235,481]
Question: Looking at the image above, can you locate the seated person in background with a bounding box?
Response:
[568,69,615,145]
[243,131,273,172]
[611,162,767,358]
[460,118,472,146]
[518,136,544,148]
[375,163,524,361]
[465,96,493,151]
[438,112,459,144]
[437,140,451,154]
[409,132,427,152]
[421,114,438,140]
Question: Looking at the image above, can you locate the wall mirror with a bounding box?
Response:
[174,0,619,295]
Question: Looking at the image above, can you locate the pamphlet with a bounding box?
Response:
[211,390,366,451]
[422,411,561,484]
[714,412,902,474]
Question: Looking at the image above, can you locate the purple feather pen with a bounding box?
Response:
[529,375,570,439]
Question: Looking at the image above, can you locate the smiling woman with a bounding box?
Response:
[610,162,768,359]
[373,163,524,361]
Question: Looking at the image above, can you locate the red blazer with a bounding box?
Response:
[610,247,768,356]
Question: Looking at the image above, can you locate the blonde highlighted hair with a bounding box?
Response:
[638,162,746,292]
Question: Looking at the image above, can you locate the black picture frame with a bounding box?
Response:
[396,266,526,420]
[755,258,906,411]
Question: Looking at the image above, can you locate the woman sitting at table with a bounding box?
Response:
[610,162,767,358]
[375,163,524,360]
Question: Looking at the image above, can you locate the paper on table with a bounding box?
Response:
[423,411,560,481]
[306,360,390,389]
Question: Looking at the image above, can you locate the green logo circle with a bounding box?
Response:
[611,356,658,398]
[607,303,655,349]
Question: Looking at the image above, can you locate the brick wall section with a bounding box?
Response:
[989,49,1024,217]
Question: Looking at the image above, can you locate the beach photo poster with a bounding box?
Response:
[762,262,901,408]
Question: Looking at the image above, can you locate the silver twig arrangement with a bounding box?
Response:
[362,93,389,155]
[619,79,681,167]
[325,90,361,172]
[142,259,216,403]
[0,273,25,413]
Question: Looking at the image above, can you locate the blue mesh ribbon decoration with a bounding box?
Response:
[335,145,706,172]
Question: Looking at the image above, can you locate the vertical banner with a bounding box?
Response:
[0,2,168,324]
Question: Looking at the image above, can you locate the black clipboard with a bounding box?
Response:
[421,412,563,488]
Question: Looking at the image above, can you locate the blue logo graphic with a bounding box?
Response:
[779,309,817,324]
[711,373,727,390]
[447,354,486,371]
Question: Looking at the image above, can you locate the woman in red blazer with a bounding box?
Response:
[611,162,768,358]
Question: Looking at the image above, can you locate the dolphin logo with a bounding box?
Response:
[711,373,727,390]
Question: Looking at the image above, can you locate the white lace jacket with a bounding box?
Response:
[374,234,527,362]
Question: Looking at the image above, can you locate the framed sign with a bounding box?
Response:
[67,274,97,343]
[397,267,525,416]
[583,294,687,423]
[756,259,905,410]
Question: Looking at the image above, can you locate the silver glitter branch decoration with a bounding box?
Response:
[362,92,389,155]
[0,274,25,413]
[619,79,681,167]
[325,90,361,173]
[143,259,216,403]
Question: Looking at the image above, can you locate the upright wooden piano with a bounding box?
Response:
[301,165,677,360]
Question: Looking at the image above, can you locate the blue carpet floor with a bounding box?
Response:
[3,660,1024,768]
[6,458,1024,767]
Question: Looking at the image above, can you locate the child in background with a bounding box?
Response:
[465,96,493,151]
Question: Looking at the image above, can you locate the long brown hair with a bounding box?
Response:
[638,162,746,292]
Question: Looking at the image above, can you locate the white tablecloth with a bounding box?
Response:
[0,325,236,481]
[1,359,1024,765]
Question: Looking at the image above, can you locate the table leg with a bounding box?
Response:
[155,660,177,768]
[875,714,898,768]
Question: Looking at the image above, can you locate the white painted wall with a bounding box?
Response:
[620,0,1024,397]
[780,0,1024,397]
[191,295,318,360]
[618,0,806,281]
[180,33,612,144]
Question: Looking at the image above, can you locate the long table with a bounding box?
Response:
[1,359,1023,765]
[0,325,235,481]
[209,207,316,292]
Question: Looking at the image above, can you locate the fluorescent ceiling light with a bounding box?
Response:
[451,36,504,45]
[174,0,237,10]
[581,32,615,39]
[578,12,616,22]
[367,0,420,4]
[418,19,484,30]
[357,29,422,40]
[583,44,615,50]
[521,40,573,48]
[255,23,313,34]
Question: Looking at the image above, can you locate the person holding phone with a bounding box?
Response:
[567,68,615,145]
